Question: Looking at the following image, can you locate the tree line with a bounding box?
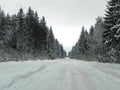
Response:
[69,0,120,63]
[0,7,66,61]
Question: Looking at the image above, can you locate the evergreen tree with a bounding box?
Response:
[103,0,120,48]
[0,9,5,41]
[4,14,13,47]
[10,14,18,48]
[59,44,64,58]
[0,7,67,61]
[70,27,90,59]
[46,27,55,59]
[69,45,77,58]
[109,20,120,62]
[93,17,105,61]
[89,26,94,37]
[32,12,44,51]
[103,0,120,62]
[24,7,36,52]
[15,8,26,50]
[39,16,48,50]
[78,27,89,57]
[54,39,60,58]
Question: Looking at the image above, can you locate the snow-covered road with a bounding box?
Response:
[0,58,120,90]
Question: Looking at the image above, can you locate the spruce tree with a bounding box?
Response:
[110,20,120,62]
[89,26,94,37]
[46,27,55,59]
[103,0,120,48]
[39,16,48,50]
[0,7,67,61]
[103,0,120,62]
[15,8,26,50]
[25,7,35,52]
[0,9,5,41]
[4,14,13,47]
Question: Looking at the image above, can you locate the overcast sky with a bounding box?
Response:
[0,0,107,52]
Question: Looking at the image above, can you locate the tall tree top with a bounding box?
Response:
[89,26,94,36]
[17,8,24,17]
[34,11,39,20]
[27,7,34,17]
[41,16,46,24]
[104,0,120,30]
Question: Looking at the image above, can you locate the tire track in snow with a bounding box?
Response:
[0,62,55,90]
[66,64,95,90]
[75,62,120,90]
[77,62,120,82]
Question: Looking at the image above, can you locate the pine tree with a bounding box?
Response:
[103,0,120,62]
[15,8,26,50]
[78,27,89,56]
[10,14,18,48]
[92,17,105,61]
[103,0,120,48]
[32,12,44,51]
[89,26,94,37]
[59,44,64,58]
[4,14,13,47]
[39,16,48,50]
[69,45,77,58]
[70,27,89,59]
[54,39,60,58]
[24,7,36,52]
[0,9,5,41]
[46,27,55,59]
[0,7,67,61]
[110,20,120,62]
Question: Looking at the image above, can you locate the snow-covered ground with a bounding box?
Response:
[0,58,120,90]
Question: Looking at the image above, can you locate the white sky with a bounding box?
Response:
[0,0,107,52]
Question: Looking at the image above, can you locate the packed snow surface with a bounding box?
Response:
[0,58,120,90]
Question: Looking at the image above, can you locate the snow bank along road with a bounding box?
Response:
[0,58,120,90]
